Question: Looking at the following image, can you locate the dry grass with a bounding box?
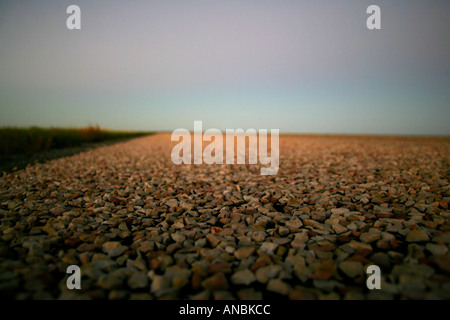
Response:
[0,125,153,156]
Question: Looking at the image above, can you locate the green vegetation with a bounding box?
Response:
[0,125,153,156]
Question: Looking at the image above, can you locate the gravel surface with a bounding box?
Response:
[0,133,449,300]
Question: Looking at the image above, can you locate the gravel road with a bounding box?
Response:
[1,133,449,299]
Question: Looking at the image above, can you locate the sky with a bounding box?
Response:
[0,0,449,135]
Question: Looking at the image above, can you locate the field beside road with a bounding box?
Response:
[0,133,449,299]
[0,126,153,173]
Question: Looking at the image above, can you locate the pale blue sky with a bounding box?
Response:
[0,0,449,134]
